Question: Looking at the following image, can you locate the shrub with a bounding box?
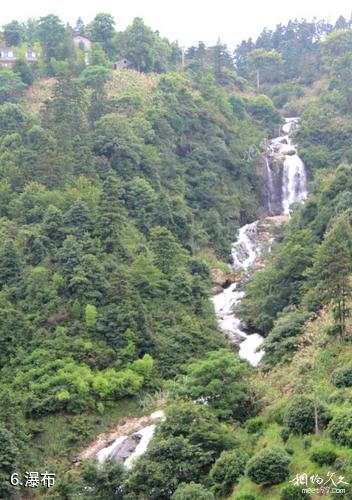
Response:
[280,483,310,499]
[262,309,310,366]
[328,412,352,447]
[245,416,264,434]
[280,427,290,443]
[209,449,249,496]
[246,446,290,485]
[172,482,215,500]
[331,363,352,388]
[310,447,337,466]
[284,396,331,434]
[302,437,311,450]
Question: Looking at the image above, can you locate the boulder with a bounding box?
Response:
[210,268,226,285]
[110,433,142,462]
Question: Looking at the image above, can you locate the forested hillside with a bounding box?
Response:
[1,11,352,500]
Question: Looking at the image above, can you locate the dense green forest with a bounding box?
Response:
[1,11,352,500]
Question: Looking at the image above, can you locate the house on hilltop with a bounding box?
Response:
[73,34,92,52]
[0,46,37,67]
[73,34,91,64]
[114,59,131,71]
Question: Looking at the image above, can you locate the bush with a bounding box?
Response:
[310,447,337,466]
[245,416,265,434]
[209,449,249,496]
[280,427,290,443]
[262,309,310,366]
[280,483,310,499]
[246,446,290,485]
[284,396,331,434]
[331,363,352,388]
[172,482,215,500]
[328,412,352,447]
[302,437,311,450]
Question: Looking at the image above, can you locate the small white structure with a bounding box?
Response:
[73,34,92,64]
[73,34,92,52]
[114,59,131,71]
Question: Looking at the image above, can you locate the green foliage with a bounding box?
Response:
[262,308,311,366]
[124,401,237,498]
[234,495,256,500]
[245,416,265,434]
[328,411,352,447]
[172,482,215,500]
[209,449,249,496]
[81,65,111,88]
[331,363,352,387]
[240,229,316,334]
[0,426,19,498]
[88,13,116,59]
[246,446,291,485]
[81,459,126,499]
[12,60,34,86]
[284,396,331,434]
[3,20,24,46]
[280,483,309,499]
[37,14,67,69]
[309,215,352,336]
[246,48,284,85]
[0,68,25,104]
[310,447,338,465]
[246,94,281,132]
[85,304,97,329]
[171,349,255,421]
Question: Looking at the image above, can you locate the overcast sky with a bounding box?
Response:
[1,0,351,48]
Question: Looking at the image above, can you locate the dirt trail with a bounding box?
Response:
[73,410,165,466]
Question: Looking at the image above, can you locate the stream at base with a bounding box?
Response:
[212,117,307,367]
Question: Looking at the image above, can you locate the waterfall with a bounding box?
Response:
[212,222,265,367]
[212,117,307,367]
[265,158,274,214]
[231,221,260,270]
[276,117,307,215]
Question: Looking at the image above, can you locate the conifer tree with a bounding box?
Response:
[312,215,352,337]
[96,172,127,253]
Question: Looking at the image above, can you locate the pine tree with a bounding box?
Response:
[96,172,127,253]
[313,215,352,338]
[0,240,21,288]
[64,199,93,238]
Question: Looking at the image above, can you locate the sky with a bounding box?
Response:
[1,0,352,49]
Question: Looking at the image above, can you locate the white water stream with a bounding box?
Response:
[212,118,307,367]
[96,118,307,468]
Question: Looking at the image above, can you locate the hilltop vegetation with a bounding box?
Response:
[1,10,352,500]
[0,12,282,500]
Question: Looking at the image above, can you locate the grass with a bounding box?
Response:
[231,308,352,499]
[24,396,142,473]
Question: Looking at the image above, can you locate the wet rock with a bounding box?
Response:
[210,268,226,285]
[211,285,224,295]
[110,433,142,463]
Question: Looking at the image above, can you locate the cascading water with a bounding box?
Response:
[212,118,307,366]
[271,117,307,215]
[265,158,274,214]
[95,119,308,470]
